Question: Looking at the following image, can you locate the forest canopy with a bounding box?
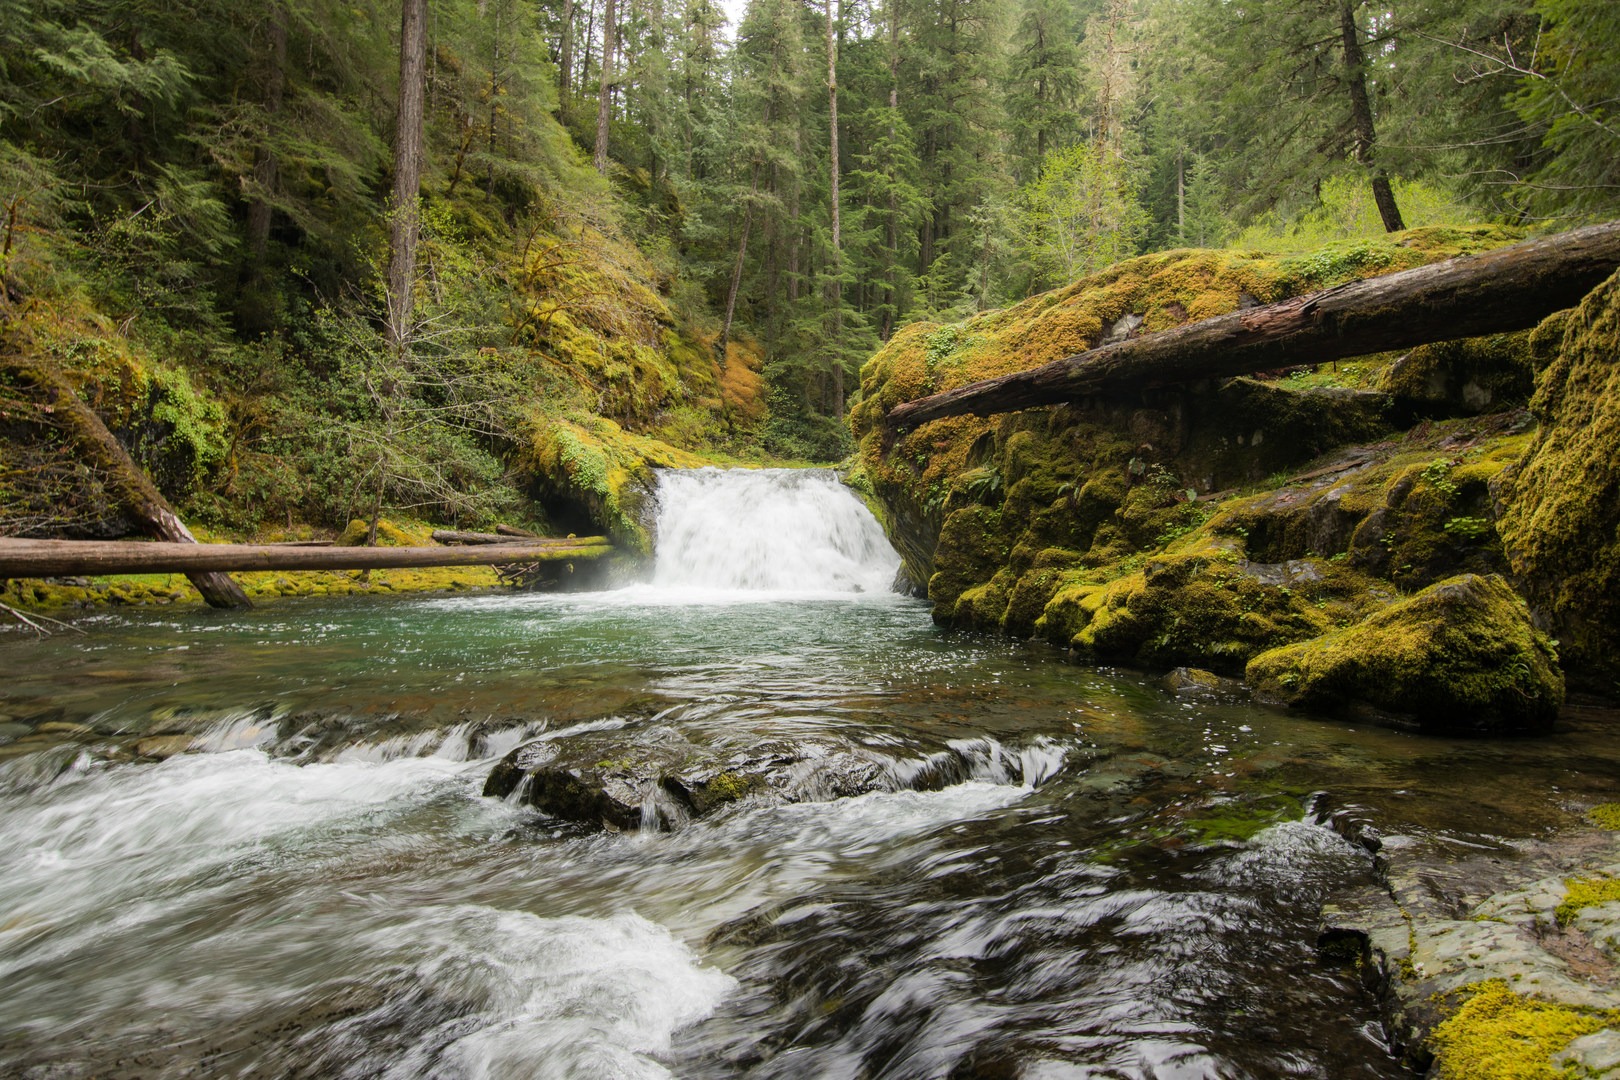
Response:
[0,0,1614,534]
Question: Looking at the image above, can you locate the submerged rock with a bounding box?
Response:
[1245,573,1563,734]
[484,726,1070,831]
[483,726,895,830]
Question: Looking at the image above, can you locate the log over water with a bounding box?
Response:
[886,220,1620,431]
[0,537,610,578]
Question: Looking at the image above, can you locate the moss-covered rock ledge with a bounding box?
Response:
[852,231,1619,727]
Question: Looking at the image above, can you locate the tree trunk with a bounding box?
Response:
[885,221,1620,430]
[559,0,575,99]
[387,0,428,352]
[1340,0,1404,233]
[825,0,844,417]
[594,0,617,174]
[721,173,757,356]
[0,537,610,578]
[246,3,288,261]
[5,362,252,608]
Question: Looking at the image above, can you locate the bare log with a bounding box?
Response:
[0,537,611,579]
[495,524,540,538]
[432,529,594,545]
[5,361,254,608]
[886,221,1620,431]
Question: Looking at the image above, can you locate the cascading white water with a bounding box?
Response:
[651,468,900,593]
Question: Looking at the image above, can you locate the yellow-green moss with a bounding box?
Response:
[1429,979,1618,1080]
[1556,876,1620,926]
[1246,573,1563,733]
[1498,270,1620,682]
[1586,804,1620,831]
[335,517,432,547]
[706,771,753,802]
[519,414,709,553]
[1047,547,1342,672]
[1377,332,1533,417]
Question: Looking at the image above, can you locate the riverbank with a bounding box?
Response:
[1316,704,1620,1076]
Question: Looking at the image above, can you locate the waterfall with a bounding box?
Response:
[651,468,900,594]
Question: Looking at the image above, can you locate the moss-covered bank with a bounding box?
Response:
[852,227,1611,725]
[1498,270,1620,686]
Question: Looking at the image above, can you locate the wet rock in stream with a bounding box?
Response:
[484,727,1070,830]
[1314,794,1620,1075]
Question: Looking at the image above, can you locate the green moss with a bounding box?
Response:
[1429,979,1617,1080]
[1557,876,1620,926]
[928,504,1011,613]
[1184,793,1304,844]
[518,414,709,553]
[1586,804,1620,831]
[1498,270,1620,683]
[1246,573,1563,733]
[705,771,753,802]
[1377,333,1533,417]
[335,517,430,547]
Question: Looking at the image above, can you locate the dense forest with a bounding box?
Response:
[0,0,1616,540]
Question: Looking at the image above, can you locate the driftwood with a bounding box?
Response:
[0,537,611,579]
[5,361,254,608]
[886,220,1620,431]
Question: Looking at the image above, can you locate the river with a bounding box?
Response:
[3,468,1618,1079]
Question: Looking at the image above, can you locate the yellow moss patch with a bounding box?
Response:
[1429,979,1617,1080]
[1557,877,1620,926]
[1586,804,1620,831]
[336,518,433,547]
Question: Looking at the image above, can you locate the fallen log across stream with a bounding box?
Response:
[0,537,611,579]
[885,220,1620,431]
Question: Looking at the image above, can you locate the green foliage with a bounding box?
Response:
[1016,144,1149,289]
[1233,177,1476,255]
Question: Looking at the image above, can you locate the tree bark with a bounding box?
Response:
[0,538,611,579]
[885,220,1620,431]
[594,0,617,174]
[720,172,756,356]
[387,0,429,351]
[1339,0,1404,233]
[246,3,287,261]
[825,0,844,417]
[5,362,253,608]
[558,0,575,99]
[431,528,563,545]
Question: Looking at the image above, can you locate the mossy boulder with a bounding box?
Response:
[482,727,896,831]
[1377,333,1533,420]
[1245,573,1563,734]
[1497,271,1620,684]
[335,517,430,547]
[1038,547,1352,673]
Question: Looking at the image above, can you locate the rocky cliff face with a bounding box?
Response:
[850,228,1602,730]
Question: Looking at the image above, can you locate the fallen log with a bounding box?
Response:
[432,529,518,545]
[0,537,611,579]
[886,220,1620,431]
[4,360,254,608]
[428,528,582,546]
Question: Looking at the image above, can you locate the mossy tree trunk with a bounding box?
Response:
[4,360,252,609]
[887,220,1620,431]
